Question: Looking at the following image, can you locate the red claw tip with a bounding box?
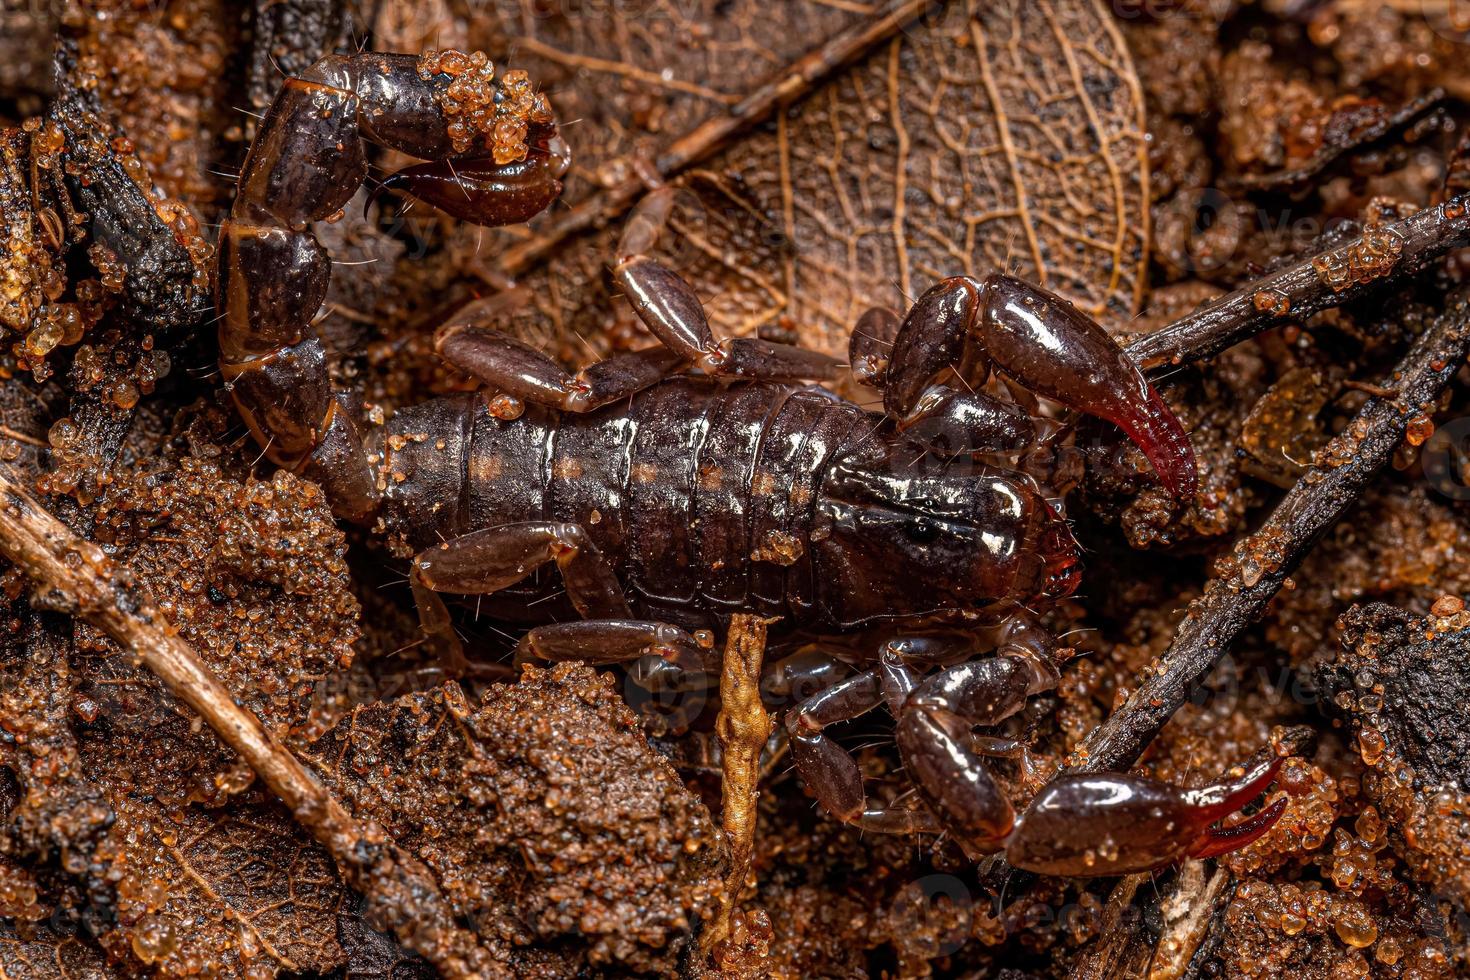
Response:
[1123,385,1199,501]
[1190,794,1287,859]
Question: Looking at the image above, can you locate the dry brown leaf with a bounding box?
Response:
[0,766,116,980]
[336,900,436,980]
[0,451,362,980]
[385,0,1149,361]
[89,798,344,978]
[0,921,120,980]
[60,456,360,806]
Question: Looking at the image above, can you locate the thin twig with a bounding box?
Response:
[486,0,939,280]
[706,614,778,954]
[1073,285,1470,774]
[1125,194,1470,371]
[1221,89,1447,194]
[0,468,506,979]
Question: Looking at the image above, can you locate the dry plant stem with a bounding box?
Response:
[1222,89,1445,193]
[490,0,939,279]
[1076,285,1470,774]
[1069,874,1149,979]
[1126,194,1470,371]
[0,470,504,980]
[1145,863,1233,980]
[1071,861,1229,979]
[707,614,778,952]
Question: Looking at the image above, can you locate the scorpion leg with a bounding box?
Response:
[614,190,844,382]
[410,521,628,669]
[786,670,885,822]
[883,275,1198,497]
[787,631,996,832]
[849,307,902,388]
[763,648,853,708]
[434,299,686,413]
[518,620,715,729]
[881,617,1065,859]
[1006,756,1287,876]
[515,619,709,673]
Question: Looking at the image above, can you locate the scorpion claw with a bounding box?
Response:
[979,275,1199,499]
[1005,754,1284,876]
[1190,795,1288,859]
[375,152,566,226]
[1178,755,1285,825]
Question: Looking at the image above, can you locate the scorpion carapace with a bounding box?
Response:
[221,51,1279,877]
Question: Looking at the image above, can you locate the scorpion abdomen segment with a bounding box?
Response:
[236,78,367,229]
[624,380,725,610]
[380,380,870,629]
[621,381,864,622]
[309,54,459,159]
[217,223,329,360]
[378,395,479,543]
[690,382,786,609]
[744,387,860,616]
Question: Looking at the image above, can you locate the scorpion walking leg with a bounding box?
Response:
[518,620,715,728]
[786,669,886,822]
[786,631,1000,834]
[878,616,1065,858]
[515,620,710,674]
[613,189,844,381]
[848,307,902,388]
[411,521,628,667]
[434,298,686,413]
[882,275,1199,497]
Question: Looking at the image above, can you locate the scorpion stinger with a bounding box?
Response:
[372,143,571,227]
[881,275,1201,498]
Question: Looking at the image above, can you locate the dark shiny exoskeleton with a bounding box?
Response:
[380,379,1075,634]
[219,49,1285,878]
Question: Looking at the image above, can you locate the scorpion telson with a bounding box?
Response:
[221,49,1283,876]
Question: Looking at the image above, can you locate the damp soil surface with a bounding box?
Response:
[0,1,1469,977]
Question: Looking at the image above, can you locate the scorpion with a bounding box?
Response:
[217,48,1286,877]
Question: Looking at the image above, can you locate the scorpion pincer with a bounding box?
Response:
[220,49,1286,878]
